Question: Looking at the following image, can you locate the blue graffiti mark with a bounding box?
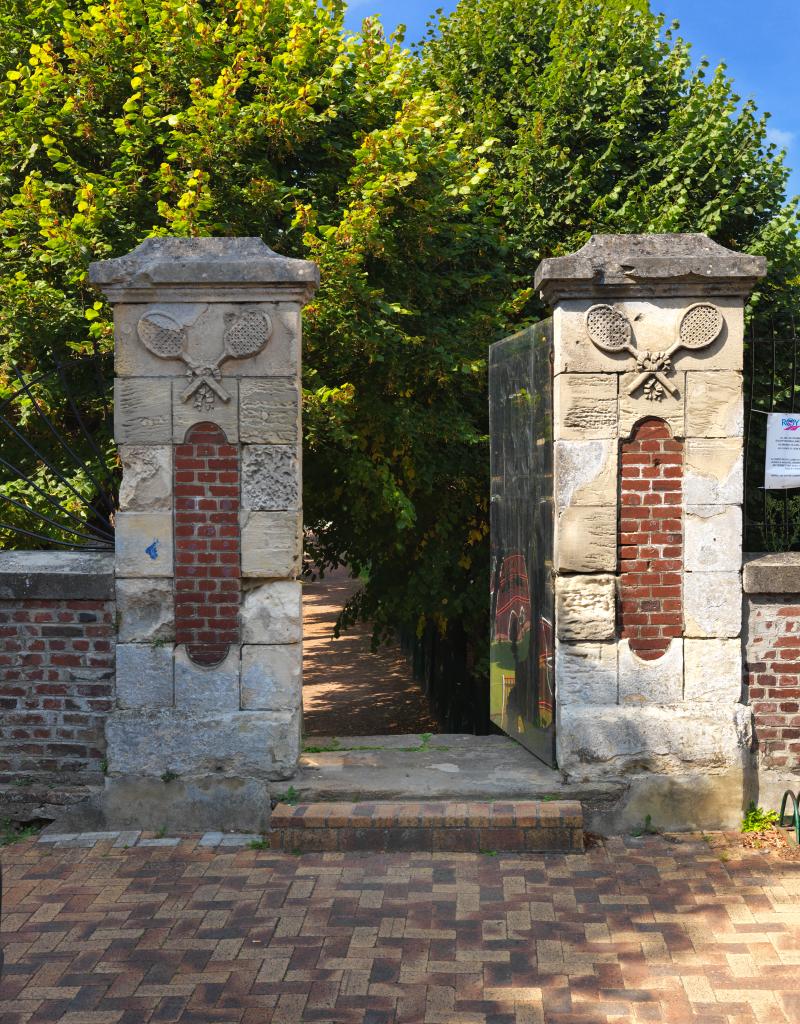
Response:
[145,539,160,561]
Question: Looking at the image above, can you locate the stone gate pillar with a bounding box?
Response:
[536,235,766,826]
[90,238,317,828]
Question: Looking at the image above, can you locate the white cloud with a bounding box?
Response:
[767,127,795,150]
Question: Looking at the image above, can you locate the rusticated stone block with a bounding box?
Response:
[618,372,685,438]
[115,512,174,578]
[240,379,300,444]
[240,644,302,711]
[174,645,240,711]
[240,510,301,577]
[554,374,618,440]
[114,378,172,443]
[618,638,683,705]
[172,378,239,443]
[241,445,299,510]
[684,638,742,703]
[685,505,742,571]
[556,506,616,572]
[116,578,174,643]
[241,581,302,644]
[555,439,617,508]
[556,641,618,705]
[685,437,743,504]
[684,571,741,638]
[118,446,172,511]
[685,370,743,437]
[116,643,174,709]
[556,575,616,640]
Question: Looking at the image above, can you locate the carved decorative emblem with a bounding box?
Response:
[584,303,724,400]
[137,307,273,410]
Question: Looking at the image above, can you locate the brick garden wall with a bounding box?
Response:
[0,553,115,785]
[618,417,683,660]
[744,591,800,770]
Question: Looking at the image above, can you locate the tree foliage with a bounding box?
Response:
[0,0,798,704]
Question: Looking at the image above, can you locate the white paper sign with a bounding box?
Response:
[765,412,800,489]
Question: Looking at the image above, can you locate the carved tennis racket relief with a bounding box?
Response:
[137,306,273,411]
[584,302,724,401]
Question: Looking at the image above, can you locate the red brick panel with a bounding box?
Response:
[0,599,114,782]
[618,417,683,660]
[174,421,240,667]
[746,598,800,768]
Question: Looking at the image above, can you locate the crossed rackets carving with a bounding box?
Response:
[584,302,724,401]
[137,307,272,410]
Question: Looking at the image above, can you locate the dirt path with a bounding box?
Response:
[301,566,438,736]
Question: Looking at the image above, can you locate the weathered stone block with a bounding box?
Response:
[685,505,742,572]
[118,446,172,511]
[685,437,743,504]
[240,379,300,444]
[241,581,302,643]
[684,638,742,703]
[556,641,617,704]
[174,645,240,711]
[172,378,238,443]
[555,440,617,508]
[555,507,616,572]
[114,378,172,443]
[116,643,173,708]
[240,644,302,710]
[240,510,301,577]
[553,298,744,375]
[554,374,618,440]
[684,571,742,638]
[105,708,301,779]
[618,372,685,438]
[241,445,299,510]
[556,702,750,778]
[685,371,743,437]
[115,512,174,577]
[116,578,174,643]
[618,638,683,705]
[556,575,616,640]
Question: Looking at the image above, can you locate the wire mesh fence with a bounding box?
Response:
[744,325,800,552]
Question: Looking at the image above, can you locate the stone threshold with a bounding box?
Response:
[270,800,584,853]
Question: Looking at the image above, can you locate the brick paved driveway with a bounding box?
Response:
[1,832,799,1023]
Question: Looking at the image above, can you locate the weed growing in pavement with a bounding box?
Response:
[741,802,779,833]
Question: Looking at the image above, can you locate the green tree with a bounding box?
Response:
[424,0,800,326]
[0,0,503,664]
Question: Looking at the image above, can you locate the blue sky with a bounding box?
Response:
[344,0,800,201]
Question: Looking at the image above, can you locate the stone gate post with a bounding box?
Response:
[536,234,766,827]
[90,238,317,828]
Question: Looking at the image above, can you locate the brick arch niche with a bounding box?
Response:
[174,421,241,667]
[618,417,683,661]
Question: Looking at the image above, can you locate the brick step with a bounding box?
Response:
[270,800,583,853]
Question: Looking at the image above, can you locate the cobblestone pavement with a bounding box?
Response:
[2,832,800,1023]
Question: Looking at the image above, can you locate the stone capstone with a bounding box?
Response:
[0,550,114,601]
[743,552,800,594]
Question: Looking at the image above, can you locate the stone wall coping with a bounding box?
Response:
[535,233,767,303]
[89,236,319,303]
[0,550,115,600]
[743,552,800,594]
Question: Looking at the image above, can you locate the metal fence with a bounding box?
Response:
[744,327,800,552]
[0,355,117,550]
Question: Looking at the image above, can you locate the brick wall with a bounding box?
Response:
[618,417,683,660]
[0,553,115,784]
[745,592,800,769]
[174,421,241,667]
